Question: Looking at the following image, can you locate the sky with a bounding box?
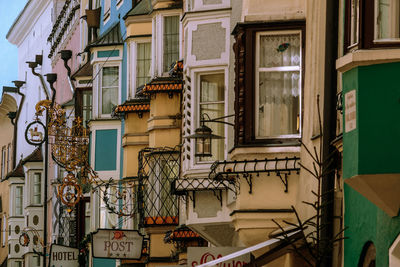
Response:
[0,0,29,97]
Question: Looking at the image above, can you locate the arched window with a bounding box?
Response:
[358,241,376,267]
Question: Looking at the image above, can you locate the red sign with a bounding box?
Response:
[188,247,250,267]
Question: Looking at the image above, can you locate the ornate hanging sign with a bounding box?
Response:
[25,120,46,146]
[92,229,144,259]
[49,244,79,267]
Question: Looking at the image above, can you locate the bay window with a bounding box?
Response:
[345,0,400,51]
[198,73,225,162]
[163,16,180,72]
[136,42,151,87]
[100,66,119,115]
[233,21,304,146]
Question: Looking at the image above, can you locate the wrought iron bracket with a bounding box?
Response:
[209,157,300,194]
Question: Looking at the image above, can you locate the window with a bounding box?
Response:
[2,215,5,247]
[7,144,11,173]
[99,188,117,228]
[15,186,23,216]
[255,31,301,138]
[100,66,119,115]
[32,173,41,205]
[33,255,40,267]
[233,22,304,146]
[76,89,92,125]
[163,16,179,72]
[198,73,225,162]
[137,42,152,88]
[1,146,5,179]
[104,0,111,19]
[345,0,400,50]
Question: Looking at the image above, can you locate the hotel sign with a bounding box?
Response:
[345,90,357,133]
[49,244,79,267]
[188,247,250,267]
[92,229,144,259]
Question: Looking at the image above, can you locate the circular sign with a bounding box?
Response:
[25,120,46,146]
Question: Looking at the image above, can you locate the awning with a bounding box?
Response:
[196,230,301,267]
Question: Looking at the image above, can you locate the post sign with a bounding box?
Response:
[92,229,144,259]
[345,90,356,133]
[188,247,250,267]
[49,244,79,267]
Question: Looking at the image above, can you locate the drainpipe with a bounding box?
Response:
[59,50,76,96]
[321,0,339,266]
[12,81,25,169]
[42,73,57,267]
[26,60,51,100]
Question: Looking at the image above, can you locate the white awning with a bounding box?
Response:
[196,230,301,267]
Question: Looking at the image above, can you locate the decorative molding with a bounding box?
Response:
[7,0,51,46]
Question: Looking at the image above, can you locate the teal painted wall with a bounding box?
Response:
[95,129,117,171]
[97,50,120,58]
[342,62,400,266]
[93,258,116,267]
[344,184,400,266]
[343,62,400,179]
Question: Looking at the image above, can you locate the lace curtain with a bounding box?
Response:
[376,0,400,40]
[257,33,300,137]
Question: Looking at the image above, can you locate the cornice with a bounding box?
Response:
[7,0,50,46]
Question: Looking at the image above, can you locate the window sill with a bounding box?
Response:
[337,48,400,73]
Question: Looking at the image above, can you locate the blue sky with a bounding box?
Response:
[0,0,28,96]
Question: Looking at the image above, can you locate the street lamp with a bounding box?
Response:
[186,114,234,158]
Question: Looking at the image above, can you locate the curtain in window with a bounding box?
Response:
[199,74,225,161]
[163,16,179,72]
[101,66,119,115]
[257,33,300,137]
[376,0,400,40]
[137,42,152,87]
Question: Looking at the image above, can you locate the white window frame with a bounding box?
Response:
[254,30,302,140]
[153,12,181,77]
[31,172,42,205]
[196,72,226,164]
[103,0,111,23]
[187,67,228,174]
[99,187,118,229]
[14,186,23,216]
[128,38,152,98]
[97,63,121,118]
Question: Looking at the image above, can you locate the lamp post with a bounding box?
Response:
[186,114,234,158]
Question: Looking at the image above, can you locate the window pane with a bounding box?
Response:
[259,33,300,68]
[376,0,400,40]
[163,16,179,72]
[15,187,23,215]
[82,91,92,124]
[257,71,300,137]
[33,173,41,205]
[101,67,119,114]
[200,74,224,102]
[200,103,224,161]
[350,0,360,45]
[136,42,152,87]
